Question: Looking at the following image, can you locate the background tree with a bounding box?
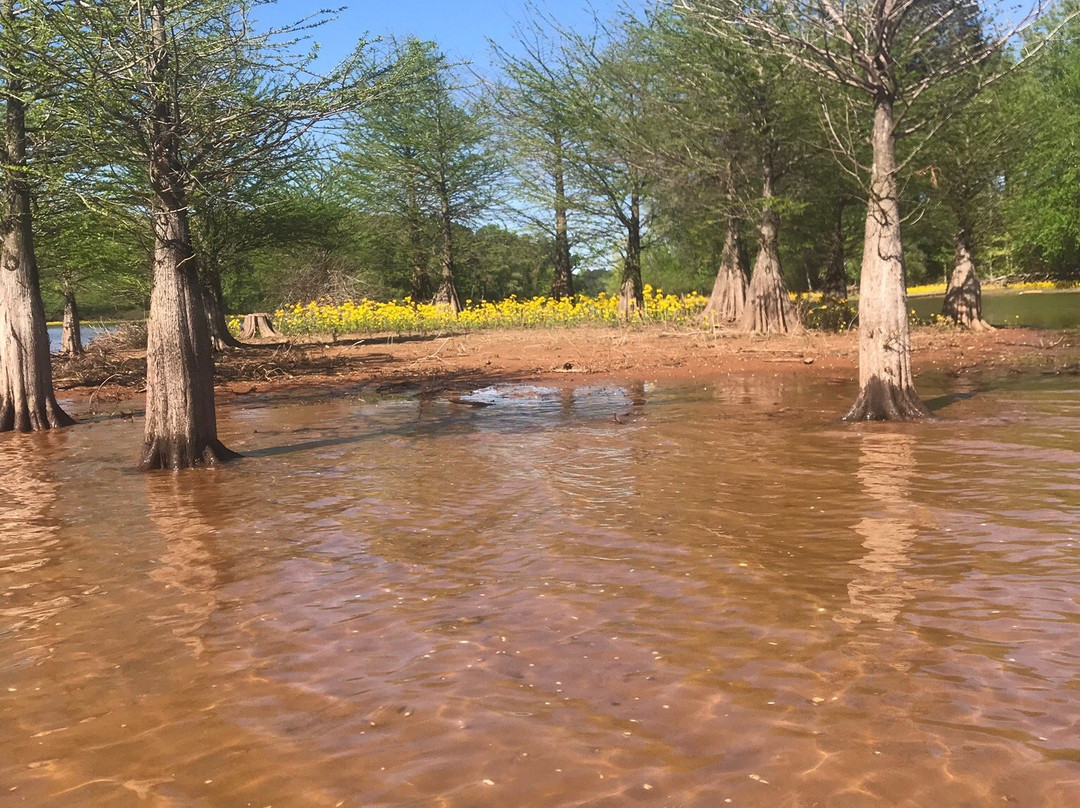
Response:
[490,18,582,300]
[0,0,73,431]
[190,155,351,348]
[47,0,405,469]
[629,10,752,324]
[552,19,653,319]
[681,0,1058,419]
[339,39,503,313]
[1004,5,1080,279]
[929,82,1019,329]
[37,202,146,356]
[642,6,808,333]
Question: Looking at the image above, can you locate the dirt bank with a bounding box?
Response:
[54,324,1080,416]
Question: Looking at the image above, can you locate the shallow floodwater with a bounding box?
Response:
[2,375,1080,806]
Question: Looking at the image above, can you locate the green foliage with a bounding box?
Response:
[335,38,504,301]
[1003,6,1080,277]
[641,241,720,296]
[12,0,1080,325]
[36,206,147,319]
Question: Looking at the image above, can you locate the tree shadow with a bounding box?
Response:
[922,391,977,413]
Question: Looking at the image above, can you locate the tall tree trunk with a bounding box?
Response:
[201,265,242,350]
[822,198,848,300]
[0,51,73,432]
[140,0,238,469]
[60,288,83,356]
[617,190,644,321]
[844,97,929,421]
[702,214,747,324]
[432,183,460,313]
[739,155,797,334]
[406,180,431,301]
[550,132,574,300]
[942,223,992,330]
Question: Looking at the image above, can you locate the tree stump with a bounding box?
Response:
[240,312,281,340]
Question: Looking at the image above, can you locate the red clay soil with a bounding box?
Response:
[54,324,1080,415]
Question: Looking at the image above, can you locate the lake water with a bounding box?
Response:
[47,325,116,354]
[2,375,1080,806]
[909,288,1080,328]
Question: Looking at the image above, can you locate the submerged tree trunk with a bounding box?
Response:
[432,184,460,313]
[942,225,992,330]
[739,156,797,334]
[822,198,848,300]
[617,190,644,320]
[0,63,73,431]
[140,0,238,470]
[550,133,574,300]
[844,97,930,421]
[143,204,239,469]
[60,289,83,356]
[702,215,747,324]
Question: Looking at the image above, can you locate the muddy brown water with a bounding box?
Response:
[2,375,1079,807]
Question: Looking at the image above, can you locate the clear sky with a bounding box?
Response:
[253,0,648,76]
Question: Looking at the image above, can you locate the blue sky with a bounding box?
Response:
[253,0,648,76]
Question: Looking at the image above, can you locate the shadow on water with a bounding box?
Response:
[923,391,978,412]
[244,425,405,459]
[143,475,228,658]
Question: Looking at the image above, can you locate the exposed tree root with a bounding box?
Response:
[0,398,76,432]
[139,437,242,471]
[843,377,933,421]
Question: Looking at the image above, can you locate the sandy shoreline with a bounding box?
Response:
[52,324,1080,418]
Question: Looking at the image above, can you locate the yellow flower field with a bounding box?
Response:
[230,287,710,338]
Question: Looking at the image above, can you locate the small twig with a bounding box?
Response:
[89,373,122,409]
[412,338,452,366]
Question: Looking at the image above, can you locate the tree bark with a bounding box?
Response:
[432,181,460,313]
[140,0,238,469]
[844,97,930,421]
[822,198,848,300]
[60,289,83,356]
[550,132,574,300]
[702,214,748,324]
[738,156,797,334]
[0,39,73,432]
[942,224,992,330]
[202,265,243,350]
[617,190,644,321]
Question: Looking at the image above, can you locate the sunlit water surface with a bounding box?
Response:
[2,375,1079,807]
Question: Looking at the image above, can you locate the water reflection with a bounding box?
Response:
[842,431,918,624]
[144,476,224,658]
[0,434,70,639]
